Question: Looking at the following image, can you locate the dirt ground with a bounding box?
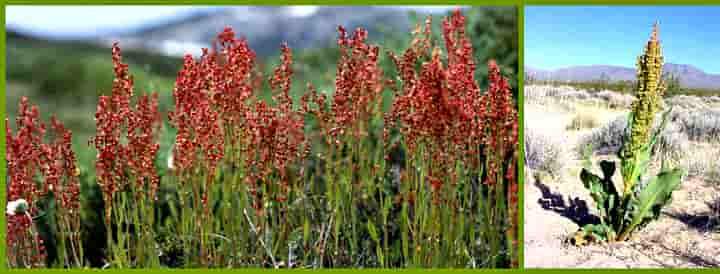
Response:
[524,103,720,268]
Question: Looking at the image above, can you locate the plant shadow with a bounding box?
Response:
[636,241,720,268]
[534,176,600,227]
[665,197,720,233]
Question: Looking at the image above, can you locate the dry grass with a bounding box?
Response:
[566,113,600,131]
[683,146,720,185]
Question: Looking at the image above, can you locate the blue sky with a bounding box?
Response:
[5,6,456,39]
[525,6,720,74]
[6,6,217,38]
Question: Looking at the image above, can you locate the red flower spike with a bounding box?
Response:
[7,98,80,268]
[93,44,162,224]
[331,26,383,141]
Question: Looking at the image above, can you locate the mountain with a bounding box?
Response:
[525,64,720,90]
[93,6,423,58]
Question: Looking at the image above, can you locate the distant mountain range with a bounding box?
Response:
[526,64,720,90]
[90,6,431,57]
[7,7,452,58]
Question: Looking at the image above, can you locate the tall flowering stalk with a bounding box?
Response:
[6,98,48,268]
[300,25,386,266]
[575,23,683,245]
[167,27,311,267]
[245,43,309,267]
[386,10,518,267]
[245,43,305,202]
[620,23,666,196]
[482,61,519,267]
[45,117,84,267]
[93,43,161,268]
[6,98,83,268]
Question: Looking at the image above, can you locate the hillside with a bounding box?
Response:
[526,64,720,90]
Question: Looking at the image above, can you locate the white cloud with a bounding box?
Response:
[6,5,461,38]
[6,5,208,37]
[289,6,319,18]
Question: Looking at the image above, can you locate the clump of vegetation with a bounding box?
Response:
[566,113,600,131]
[6,98,83,268]
[573,24,684,245]
[6,10,518,269]
[594,90,634,109]
[576,116,628,156]
[673,109,720,142]
[525,127,566,178]
[526,78,720,98]
[576,111,688,165]
[683,147,720,184]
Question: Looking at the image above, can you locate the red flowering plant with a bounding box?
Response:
[291,25,390,266]
[245,43,306,204]
[6,98,82,268]
[5,8,516,269]
[165,28,311,267]
[166,48,226,267]
[92,43,162,268]
[385,10,519,267]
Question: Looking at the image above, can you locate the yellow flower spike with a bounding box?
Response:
[621,22,666,196]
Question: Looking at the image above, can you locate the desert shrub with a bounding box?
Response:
[682,148,720,184]
[594,90,634,109]
[523,85,544,104]
[584,97,603,106]
[652,121,690,166]
[673,108,720,142]
[566,113,600,131]
[665,95,709,110]
[524,85,591,108]
[705,96,720,105]
[525,127,565,177]
[576,115,627,155]
[562,89,591,101]
[525,84,638,110]
[553,86,587,100]
[577,112,689,163]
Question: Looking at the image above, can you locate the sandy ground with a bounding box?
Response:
[524,103,720,268]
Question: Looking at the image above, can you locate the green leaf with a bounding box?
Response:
[382,195,392,218]
[621,168,683,240]
[303,218,310,245]
[367,220,379,243]
[580,161,623,230]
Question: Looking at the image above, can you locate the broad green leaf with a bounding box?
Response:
[580,168,610,221]
[622,168,683,240]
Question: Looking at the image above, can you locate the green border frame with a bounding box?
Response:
[1,3,5,271]
[517,4,524,270]
[2,0,720,272]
